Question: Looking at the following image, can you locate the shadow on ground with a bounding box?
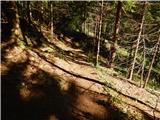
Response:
[2,59,77,120]
[1,16,157,120]
[1,52,156,120]
[0,54,129,120]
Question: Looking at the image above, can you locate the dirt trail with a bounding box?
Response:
[45,33,160,117]
[1,32,160,120]
[1,45,115,120]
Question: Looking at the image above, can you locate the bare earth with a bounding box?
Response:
[1,33,160,120]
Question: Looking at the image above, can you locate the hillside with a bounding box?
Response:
[1,27,160,120]
[1,1,160,120]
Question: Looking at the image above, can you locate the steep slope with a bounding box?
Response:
[1,27,160,120]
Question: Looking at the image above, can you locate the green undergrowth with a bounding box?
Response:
[117,47,128,57]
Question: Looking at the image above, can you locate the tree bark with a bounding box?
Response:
[140,36,146,87]
[95,0,103,66]
[143,35,160,88]
[50,2,53,39]
[27,1,31,23]
[4,1,21,44]
[109,1,122,68]
[128,2,146,80]
[127,40,135,78]
[1,1,25,50]
[40,2,44,32]
[93,21,97,54]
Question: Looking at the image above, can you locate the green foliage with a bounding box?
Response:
[133,74,141,83]
[114,67,127,76]
[117,48,128,57]
[124,1,135,12]
[68,16,82,31]
[147,80,160,90]
[148,2,160,23]
[110,96,122,104]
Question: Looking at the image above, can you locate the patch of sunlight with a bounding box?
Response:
[59,80,69,91]
[117,48,128,57]
[88,31,95,37]
[17,34,26,49]
[40,47,55,53]
[97,65,118,76]
[19,82,31,101]
[32,20,40,27]
[96,65,118,86]
[47,34,53,40]
[74,42,80,47]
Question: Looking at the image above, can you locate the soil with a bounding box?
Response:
[1,26,160,120]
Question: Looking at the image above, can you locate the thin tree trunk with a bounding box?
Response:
[128,2,146,80]
[109,1,122,68]
[140,36,146,87]
[93,21,97,54]
[27,1,31,23]
[50,2,53,39]
[95,0,103,66]
[127,38,137,78]
[143,35,160,88]
[40,2,44,32]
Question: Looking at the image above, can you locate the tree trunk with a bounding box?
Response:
[27,1,31,23]
[143,35,160,88]
[1,1,21,48]
[140,36,146,87]
[40,2,44,32]
[50,2,53,39]
[109,1,122,68]
[3,1,21,45]
[128,2,146,80]
[127,40,135,78]
[93,21,97,53]
[95,0,103,66]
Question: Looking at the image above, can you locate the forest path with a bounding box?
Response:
[41,31,160,119]
[2,44,124,120]
[1,29,160,120]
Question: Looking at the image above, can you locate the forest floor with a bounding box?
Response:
[1,26,160,120]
